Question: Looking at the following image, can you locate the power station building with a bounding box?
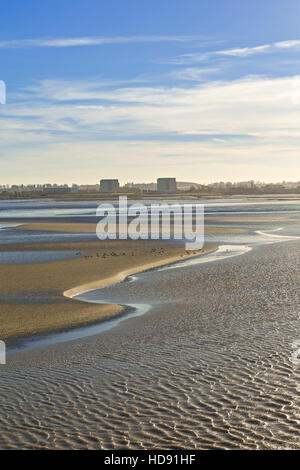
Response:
[100,179,120,192]
[43,186,71,194]
[157,178,177,193]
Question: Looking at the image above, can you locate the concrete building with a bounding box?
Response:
[124,182,157,192]
[43,186,71,194]
[157,178,177,193]
[100,179,120,192]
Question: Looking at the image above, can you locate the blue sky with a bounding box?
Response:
[1,0,300,184]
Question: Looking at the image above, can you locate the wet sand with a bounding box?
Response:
[2,200,300,450]
[0,240,214,342]
[206,216,299,223]
[14,222,246,234]
[1,241,300,449]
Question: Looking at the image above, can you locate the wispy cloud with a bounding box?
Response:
[169,67,219,81]
[3,74,300,140]
[275,39,300,49]
[215,45,271,57]
[165,39,300,64]
[0,35,208,49]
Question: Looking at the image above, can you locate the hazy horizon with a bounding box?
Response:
[2,178,300,187]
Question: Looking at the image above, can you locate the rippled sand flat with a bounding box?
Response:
[1,241,300,449]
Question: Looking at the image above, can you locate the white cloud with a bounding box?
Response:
[2,75,300,139]
[169,67,219,81]
[166,39,300,64]
[0,35,207,49]
[275,40,300,49]
[2,73,300,183]
[215,45,271,57]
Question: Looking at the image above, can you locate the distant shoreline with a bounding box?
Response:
[1,192,300,201]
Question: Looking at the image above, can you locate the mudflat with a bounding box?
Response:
[0,239,214,342]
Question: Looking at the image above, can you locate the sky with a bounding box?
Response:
[1,0,300,185]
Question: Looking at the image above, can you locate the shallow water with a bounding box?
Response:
[1,197,300,247]
[0,250,79,265]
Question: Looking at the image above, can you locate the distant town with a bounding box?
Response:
[1,178,300,197]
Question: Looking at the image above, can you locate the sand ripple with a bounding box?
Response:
[1,241,300,449]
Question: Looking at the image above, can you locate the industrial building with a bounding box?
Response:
[157,178,177,193]
[43,187,71,194]
[100,179,120,192]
